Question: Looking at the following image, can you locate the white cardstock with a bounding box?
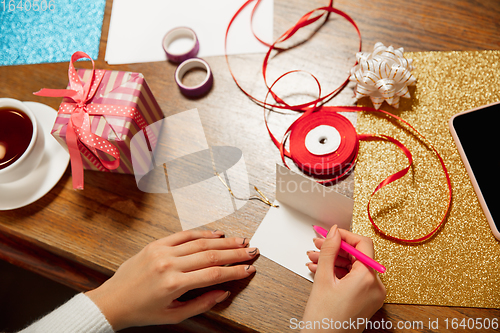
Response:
[251,164,354,282]
[105,0,274,65]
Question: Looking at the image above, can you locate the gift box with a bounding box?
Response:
[36,52,164,189]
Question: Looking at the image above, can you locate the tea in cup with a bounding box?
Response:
[0,98,45,183]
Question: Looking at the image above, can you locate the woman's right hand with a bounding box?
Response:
[302,225,386,332]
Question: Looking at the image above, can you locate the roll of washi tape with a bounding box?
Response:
[163,27,200,63]
[289,111,358,176]
[175,58,214,98]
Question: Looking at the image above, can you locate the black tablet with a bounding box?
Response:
[449,101,500,240]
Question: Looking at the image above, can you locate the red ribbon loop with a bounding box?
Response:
[226,0,361,112]
[320,106,452,243]
[227,1,452,242]
[34,52,120,190]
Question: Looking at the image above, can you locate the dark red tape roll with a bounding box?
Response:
[289,111,358,176]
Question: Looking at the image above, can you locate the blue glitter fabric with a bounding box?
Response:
[0,0,106,66]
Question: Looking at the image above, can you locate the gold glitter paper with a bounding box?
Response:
[352,51,500,308]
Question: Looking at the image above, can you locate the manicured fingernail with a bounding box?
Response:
[306,250,317,254]
[215,291,231,303]
[245,265,256,274]
[212,230,225,237]
[237,237,248,247]
[313,238,321,243]
[247,248,259,256]
[305,262,311,267]
[327,225,338,239]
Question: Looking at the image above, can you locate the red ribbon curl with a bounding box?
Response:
[226,0,361,111]
[226,1,452,242]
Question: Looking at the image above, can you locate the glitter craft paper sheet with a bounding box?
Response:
[353,50,500,308]
[0,0,106,66]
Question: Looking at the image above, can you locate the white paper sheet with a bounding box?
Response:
[251,165,354,282]
[105,0,274,65]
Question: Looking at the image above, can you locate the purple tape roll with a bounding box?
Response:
[175,58,213,98]
[162,27,200,63]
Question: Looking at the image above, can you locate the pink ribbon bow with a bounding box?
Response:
[34,51,121,190]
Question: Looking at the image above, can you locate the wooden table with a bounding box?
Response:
[1,0,499,332]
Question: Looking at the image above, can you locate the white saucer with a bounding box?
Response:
[0,101,70,210]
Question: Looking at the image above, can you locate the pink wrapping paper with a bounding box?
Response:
[51,69,164,175]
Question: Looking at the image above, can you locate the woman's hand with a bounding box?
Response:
[86,229,258,331]
[302,225,386,332]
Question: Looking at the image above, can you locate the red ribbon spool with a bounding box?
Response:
[289,111,358,177]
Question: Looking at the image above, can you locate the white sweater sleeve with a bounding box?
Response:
[18,293,115,333]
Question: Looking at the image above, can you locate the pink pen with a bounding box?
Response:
[313,225,386,274]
